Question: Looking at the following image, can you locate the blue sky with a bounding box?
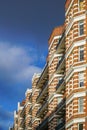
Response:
[0,0,65,129]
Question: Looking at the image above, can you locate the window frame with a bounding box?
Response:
[78,20,84,36]
[78,97,84,113]
[79,46,84,62]
[78,123,83,130]
[78,72,84,87]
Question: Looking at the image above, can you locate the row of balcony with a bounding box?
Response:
[37,96,48,116]
[36,32,65,103]
[36,32,65,130]
[36,97,65,130]
[36,55,65,101]
[37,95,65,117]
[36,80,48,102]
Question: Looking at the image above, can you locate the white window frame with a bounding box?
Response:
[78,20,84,36]
[78,97,84,113]
[78,72,84,87]
[58,97,63,104]
[78,123,83,130]
[79,46,84,61]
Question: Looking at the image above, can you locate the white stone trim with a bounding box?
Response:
[25,114,32,119]
[14,111,18,118]
[66,91,86,105]
[49,54,61,66]
[32,117,40,123]
[66,117,85,128]
[48,93,62,104]
[25,102,32,108]
[18,102,24,111]
[32,73,41,83]
[65,64,87,82]
[66,14,86,36]
[65,39,86,58]
[49,74,61,85]
[32,89,39,96]
[49,35,61,50]
[25,89,32,97]
[32,103,40,110]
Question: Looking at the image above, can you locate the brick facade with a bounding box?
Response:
[12,0,87,130]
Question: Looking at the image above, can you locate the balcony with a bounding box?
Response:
[36,117,48,130]
[56,77,65,93]
[36,81,48,102]
[56,98,66,114]
[29,106,32,115]
[36,64,48,87]
[55,119,65,130]
[56,55,65,74]
[37,97,48,116]
[29,93,32,102]
[56,78,64,89]
[56,31,65,54]
[20,118,25,129]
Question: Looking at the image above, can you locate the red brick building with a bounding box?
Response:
[13,0,87,130]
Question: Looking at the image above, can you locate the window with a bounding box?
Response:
[59,56,62,62]
[78,98,84,112]
[79,0,84,10]
[79,20,84,36]
[79,72,84,87]
[79,46,84,61]
[58,97,62,104]
[78,123,83,130]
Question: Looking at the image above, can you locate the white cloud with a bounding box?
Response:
[0,42,42,82]
[15,65,41,81]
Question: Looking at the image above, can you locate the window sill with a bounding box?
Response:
[78,9,85,13]
[74,60,85,65]
[78,34,85,38]
[79,87,85,89]
[78,112,84,114]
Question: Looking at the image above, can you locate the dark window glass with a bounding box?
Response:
[80,24,84,35]
[80,81,84,87]
[80,49,84,61]
[79,124,83,130]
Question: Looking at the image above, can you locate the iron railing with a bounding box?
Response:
[56,77,64,90]
[37,97,48,115]
[56,98,66,113]
[56,55,65,71]
[56,31,65,50]
[55,119,65,130]
[36,81,48,102]
[36,117,48,130]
